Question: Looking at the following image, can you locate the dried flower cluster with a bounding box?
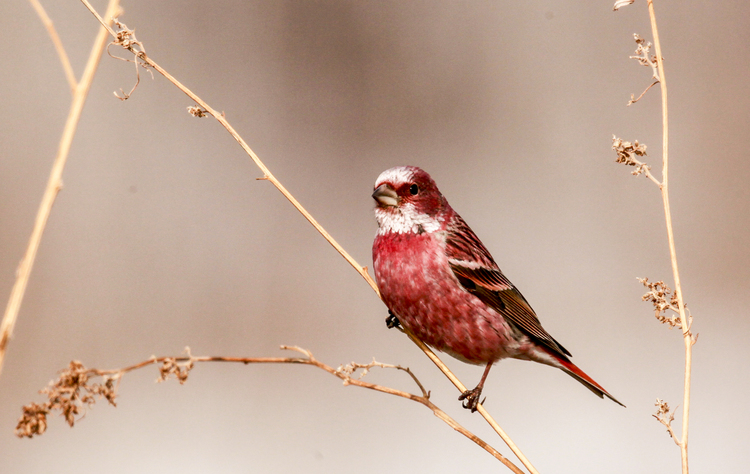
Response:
[638,278,698,344]
[630,34,659,79]
[638,278,697,346]
[187,105,208,118]
[108,18,150,100]
[157,356,194,384]
[612,136,651,176]
[654,398,674,424]
[637,277,685,328]
[111,18,144,55]
[15,361,117,438]
[16,351,197,438]
[653,398,681,446]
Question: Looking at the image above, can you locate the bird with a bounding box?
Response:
[371,165,623,411]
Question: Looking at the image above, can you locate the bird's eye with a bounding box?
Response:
[409,184,419,195]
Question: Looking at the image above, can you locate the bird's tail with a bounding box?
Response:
[555,356,625,407]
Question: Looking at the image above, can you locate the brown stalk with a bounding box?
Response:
[646,2,693,472]
[78,2,539,472]
[616,1,693,470]
[19,347,525,474]
[0,0,121,379]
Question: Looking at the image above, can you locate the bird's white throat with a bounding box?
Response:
[375,202,442,235]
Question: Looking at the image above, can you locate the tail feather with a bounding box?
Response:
[556,357,625,407]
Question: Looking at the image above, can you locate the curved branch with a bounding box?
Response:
[18,347,524,474]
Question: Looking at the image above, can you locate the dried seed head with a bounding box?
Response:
[15,403,49,438]
[187,105,208,118]
[612,136,651,176]
[15,361,118,438]
[157,357,193,384]
[637,277,690,329]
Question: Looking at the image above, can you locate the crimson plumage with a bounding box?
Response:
[371,166,622,411]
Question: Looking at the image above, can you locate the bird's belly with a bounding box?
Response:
[374,233,521,364]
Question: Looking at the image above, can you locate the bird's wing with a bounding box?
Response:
[446,215,571,358]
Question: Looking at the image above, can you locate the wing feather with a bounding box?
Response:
[445,214,571,358]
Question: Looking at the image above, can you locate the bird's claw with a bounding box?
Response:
[458,388,485,412]
[385,310,401,329]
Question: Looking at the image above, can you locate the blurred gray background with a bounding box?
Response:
[1,1,748,472]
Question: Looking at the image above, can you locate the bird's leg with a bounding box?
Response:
[385,310,401,329]
[458,361,493,412]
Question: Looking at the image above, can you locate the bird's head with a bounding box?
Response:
[372,166,448,235]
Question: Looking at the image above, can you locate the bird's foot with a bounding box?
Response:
[385,310,401,329]
[458,387,486,413]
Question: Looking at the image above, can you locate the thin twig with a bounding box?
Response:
[28,0,78,94]
[628,79,659,106]
[18,347,525,474]
[646,2,692,472]
[338,358,430,397]
[0,0,121,380]
[653,399,682,447]
[77,3,539,473]
[626,33,660,106]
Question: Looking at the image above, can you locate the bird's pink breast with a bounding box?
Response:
[373,231,520,364]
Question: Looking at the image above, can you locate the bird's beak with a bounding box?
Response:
[372,183,399,208]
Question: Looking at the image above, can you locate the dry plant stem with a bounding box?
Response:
[647,1,691,472]
[79,3,538,472]
[76,348,525,474]
[29,0,77,94]
[0,0,121,380]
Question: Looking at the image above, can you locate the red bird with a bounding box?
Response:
[371,166,623,411]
